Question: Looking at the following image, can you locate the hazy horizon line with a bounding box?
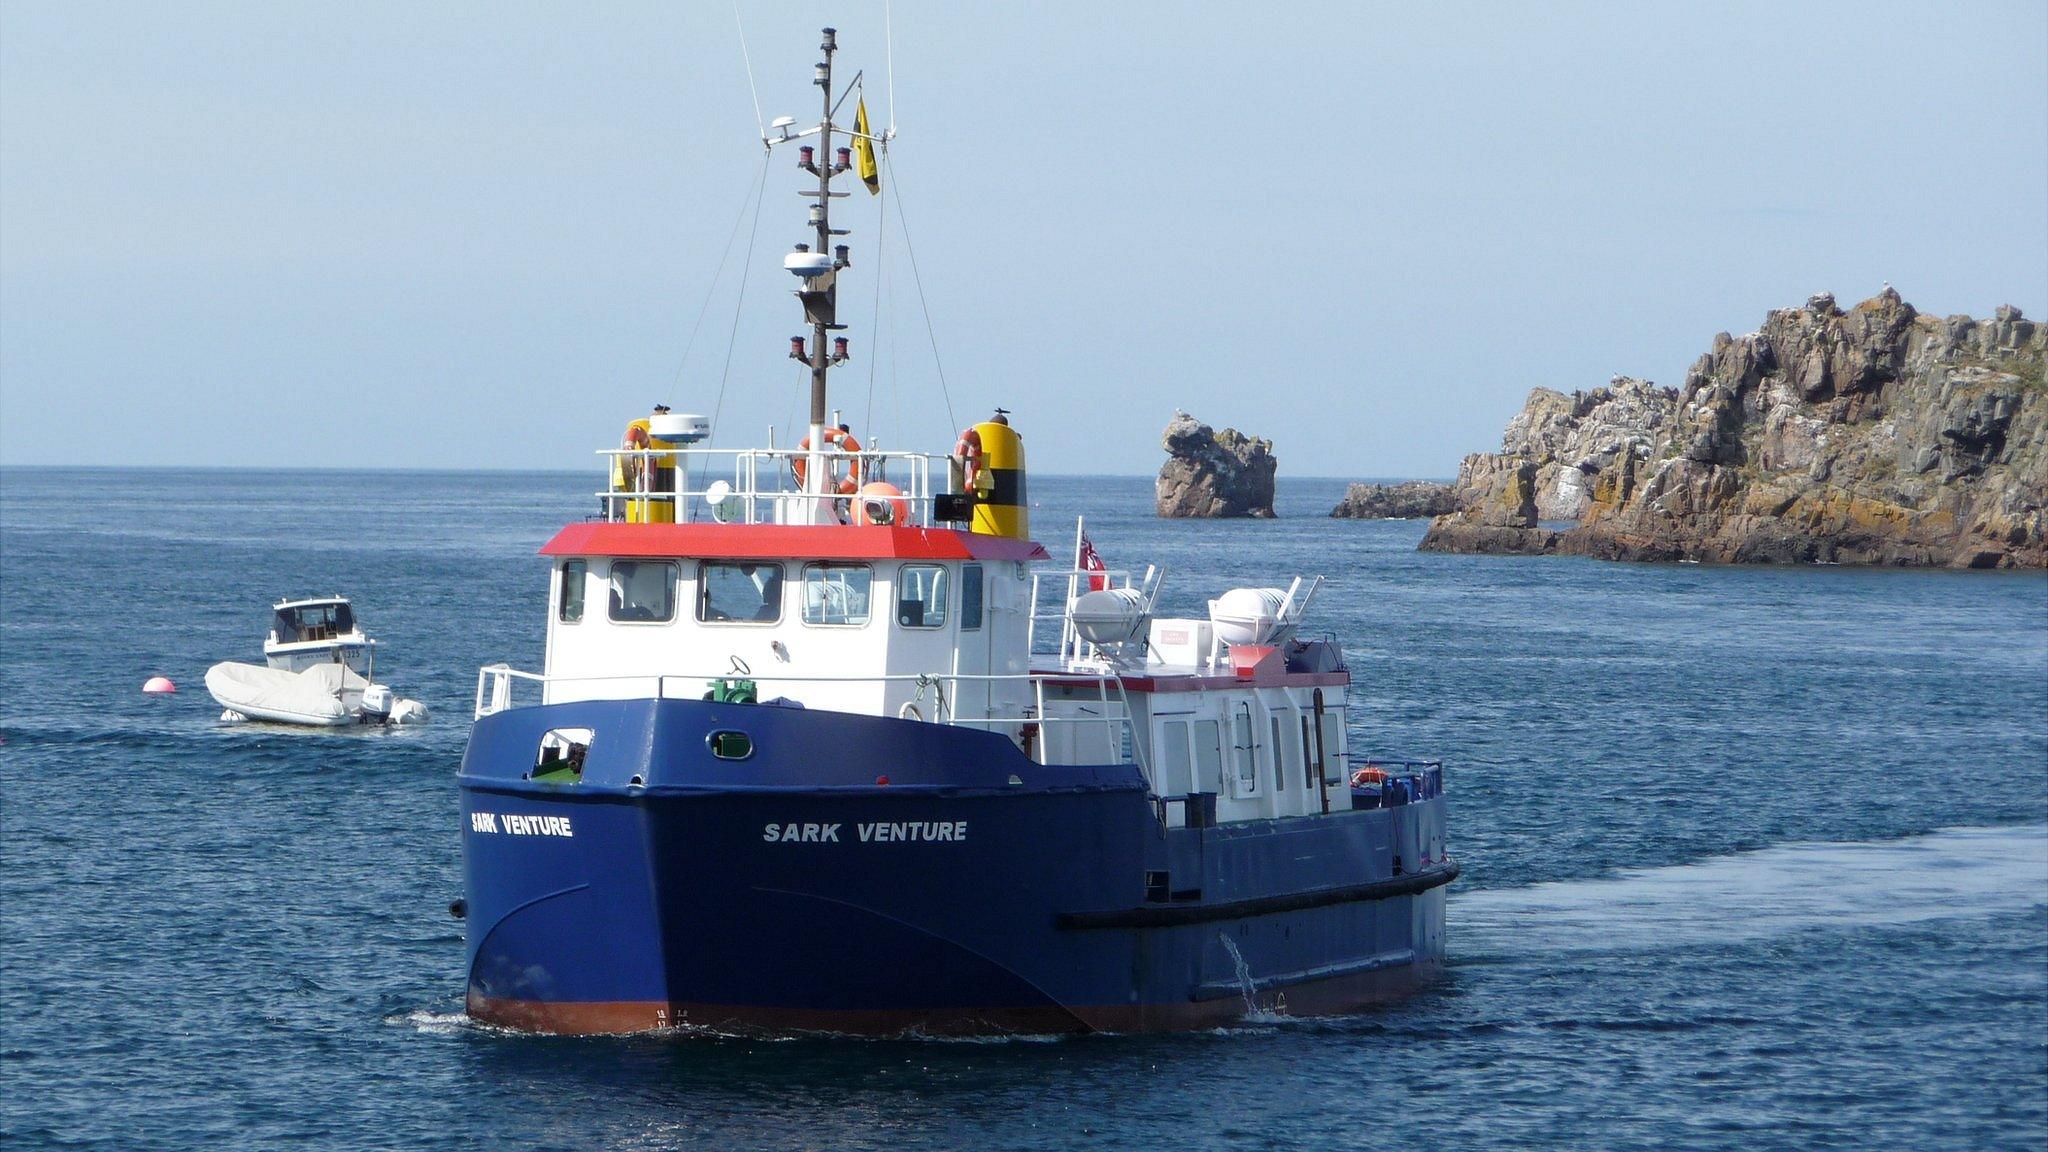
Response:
[0,463,1447,482]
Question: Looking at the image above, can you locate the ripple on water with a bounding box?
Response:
[3,472,2044,1152]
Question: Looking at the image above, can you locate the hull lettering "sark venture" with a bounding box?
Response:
[471,812,574,838]
[763,821,968,843]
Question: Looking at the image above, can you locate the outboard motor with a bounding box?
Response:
[360,683,395,725]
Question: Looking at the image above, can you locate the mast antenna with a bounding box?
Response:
[885,0,897,134]
[732,2,767,144]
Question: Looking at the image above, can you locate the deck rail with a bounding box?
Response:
[598,446,956,527]
[1025,564,1163,660]
[474,663,1148,773]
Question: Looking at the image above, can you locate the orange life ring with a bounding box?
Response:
[953,428,983,489]
[1350,765,1388,787]
[793,428,862,490]
[617,424,650,489]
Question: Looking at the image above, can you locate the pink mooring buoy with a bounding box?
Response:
[142,676,177,695]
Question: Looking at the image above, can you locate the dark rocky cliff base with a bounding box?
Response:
[1157,411,1277,518]
[1419,290,2047,568]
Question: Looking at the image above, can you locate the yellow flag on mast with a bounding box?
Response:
[852,97,880,195]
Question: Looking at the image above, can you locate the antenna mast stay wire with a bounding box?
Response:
[709,151,772,443]
[883,152,957,437]
[672,154,768,392]
[863,100,890,437]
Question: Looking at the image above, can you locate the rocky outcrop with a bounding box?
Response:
[1157,411,1277,518]
[1420,290,2048,568]
[1416,455,1559,553]
[1499,377,1677,519]
[1330,480,1459,519]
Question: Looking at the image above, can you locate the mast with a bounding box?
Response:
[808,27,835,467]
[769,27,870,516]
[788,26,854,509]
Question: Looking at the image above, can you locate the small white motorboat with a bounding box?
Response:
[208,597,428,726]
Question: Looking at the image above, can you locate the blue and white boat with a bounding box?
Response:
[455,28,1453,1036]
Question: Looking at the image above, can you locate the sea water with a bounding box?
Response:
[2,468,2043,1151]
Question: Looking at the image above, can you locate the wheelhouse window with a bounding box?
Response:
[960,564,984,631]
[558,560,587,624]
[273,601,354,644]
[608,560,677,623]
[697,562,783,624]
[803,563,871,626]
[896,564,950,629]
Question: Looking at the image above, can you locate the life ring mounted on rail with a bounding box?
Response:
[616,424,650,490]
[792,426,863,494]
[953,428,984,491]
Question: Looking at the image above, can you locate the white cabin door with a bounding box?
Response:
[952,563,992,731]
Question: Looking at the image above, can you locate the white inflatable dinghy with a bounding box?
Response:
[206,661,428,727]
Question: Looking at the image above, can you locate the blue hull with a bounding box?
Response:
[458,698,1451,1035]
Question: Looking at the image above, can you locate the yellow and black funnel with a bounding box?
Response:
[969,411,1027,539]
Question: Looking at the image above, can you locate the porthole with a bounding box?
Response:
[707,730,753,760]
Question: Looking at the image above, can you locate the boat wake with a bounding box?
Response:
[392,1008,478,1036]
[1454,823,2048,959]
[390,1006,1085,1044]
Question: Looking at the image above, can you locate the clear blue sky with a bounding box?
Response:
[3,1,2044,477]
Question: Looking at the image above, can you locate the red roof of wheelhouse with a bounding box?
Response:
[540,522,1052,562]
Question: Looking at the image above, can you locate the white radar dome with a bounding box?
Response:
[650,412,710,443]
[784,252,835,278]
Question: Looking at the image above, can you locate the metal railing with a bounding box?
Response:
[1347,760,1447,808]
[1025,564,1163,660]
[598,446,955,527]
[473,663,1148,773]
